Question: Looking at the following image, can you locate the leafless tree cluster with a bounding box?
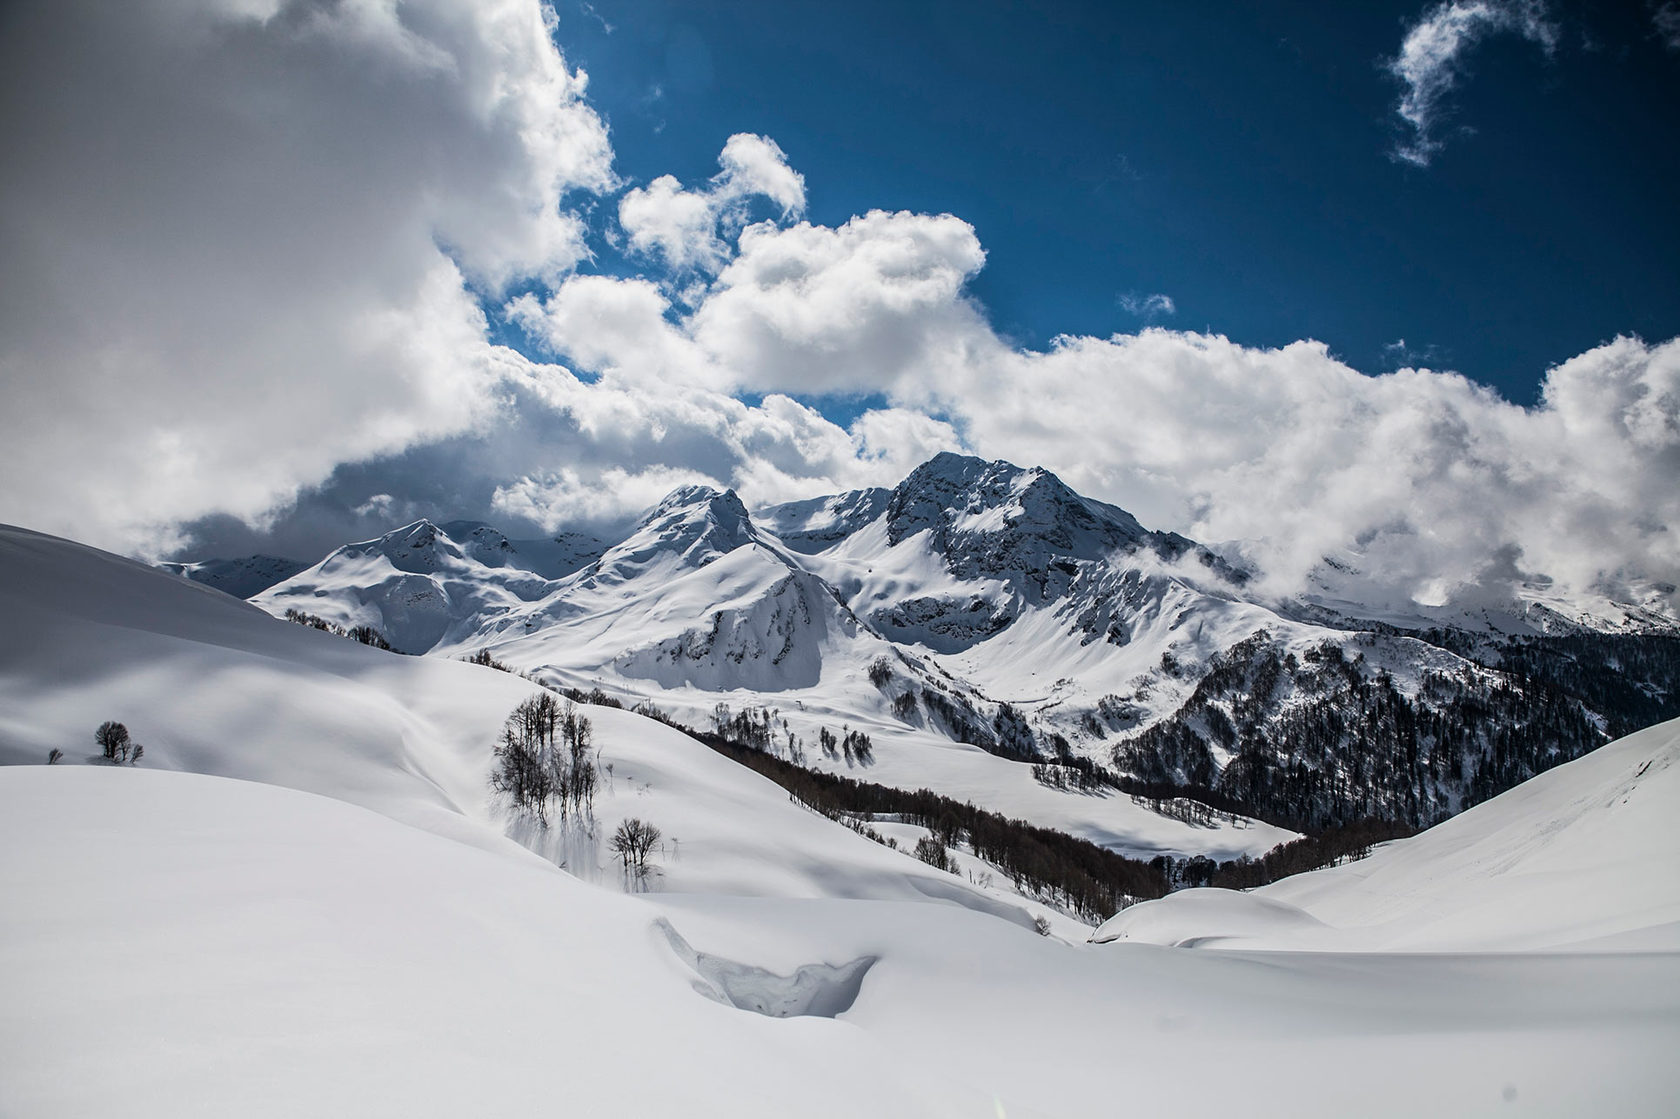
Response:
[491,693,597,825]
[95,721,142,764]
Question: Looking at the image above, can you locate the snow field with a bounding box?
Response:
[4,523,1680,1116]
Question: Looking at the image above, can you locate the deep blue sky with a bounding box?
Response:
[546,0,1679,407]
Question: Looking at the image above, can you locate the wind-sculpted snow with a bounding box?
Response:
[656,918,876,1017]
[0,768,990,1119]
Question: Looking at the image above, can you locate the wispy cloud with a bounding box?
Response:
[1654,3,1680,51]
[1120,292,1177,321]
[579,2,614,35]
[1387,0,1558,167]
[1381,338,1447,368]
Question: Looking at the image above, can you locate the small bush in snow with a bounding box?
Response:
[463,648,513,673]
[912,835,956,874]
[95,720,140,764]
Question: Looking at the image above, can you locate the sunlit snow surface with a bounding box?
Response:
[4,523,1679,1116]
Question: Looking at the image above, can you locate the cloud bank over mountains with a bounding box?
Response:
[1,0,1675,616]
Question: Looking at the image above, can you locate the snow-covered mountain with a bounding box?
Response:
[252,519,604,653]
[235,453,1679,852]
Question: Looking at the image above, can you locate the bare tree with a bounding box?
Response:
[610,818,661,873]
[47,748,63,765]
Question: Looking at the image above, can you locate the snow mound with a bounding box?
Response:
[1088,887,1331,948]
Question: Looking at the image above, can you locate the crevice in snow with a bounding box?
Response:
[654,919,876,1018]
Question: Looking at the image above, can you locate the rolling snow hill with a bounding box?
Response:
[4,733,1677,1116]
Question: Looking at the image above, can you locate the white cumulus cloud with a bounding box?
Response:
[616,132,805,276]
[0,0,613,554]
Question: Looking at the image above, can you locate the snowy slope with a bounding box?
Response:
[471,486,872,694]
[5,522,1680,1116]
[0,767,994,1119]
[0,522,1058,925]
[1092,715,1680,951]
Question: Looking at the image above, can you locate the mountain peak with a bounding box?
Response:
[650,483,748,519]
[321,518,454,574]
[588,483,759,576]
[321,518,520,576]
[386,517,443,546]
[887,454,1145,552]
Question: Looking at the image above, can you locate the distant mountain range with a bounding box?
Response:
[168,452,1680,839]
